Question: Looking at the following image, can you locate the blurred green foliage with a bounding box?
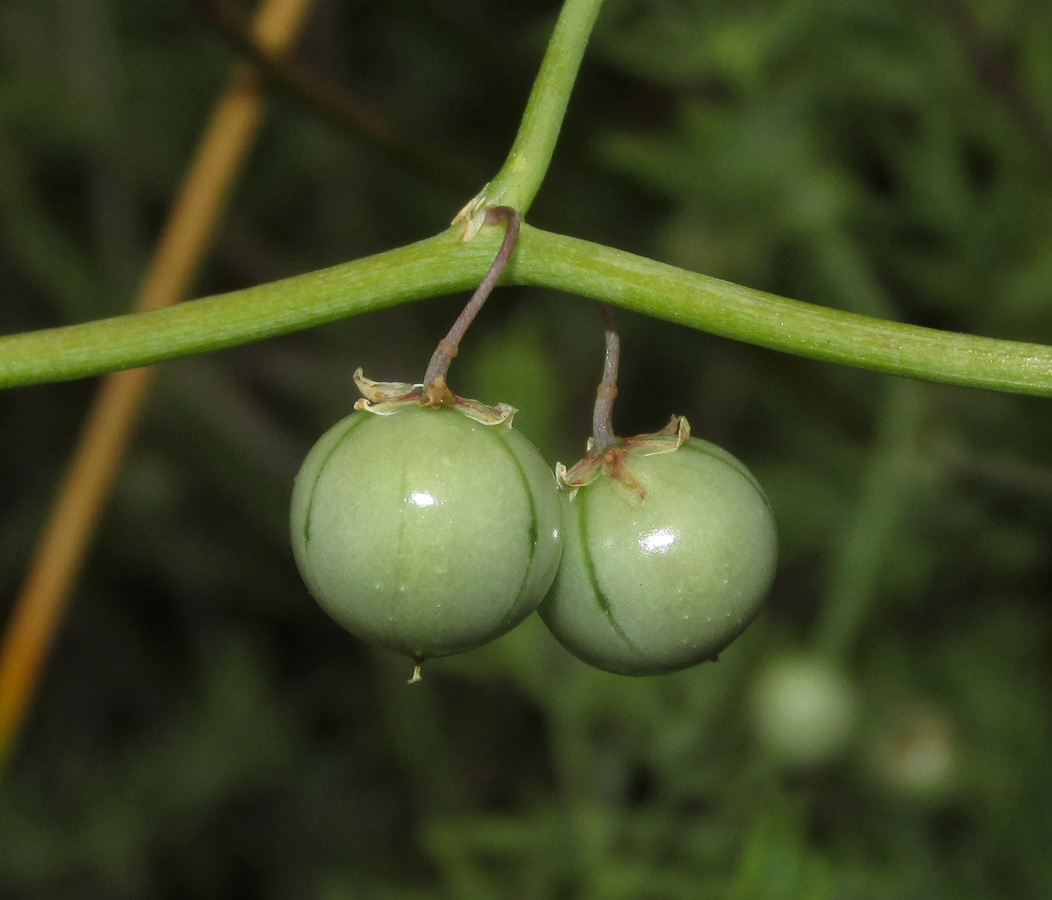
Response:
[2,0,1051,897]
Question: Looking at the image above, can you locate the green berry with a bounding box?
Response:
[290,405,562,662]
[750,654,859,766]
[868,706,958,803]
[540,436,777,675]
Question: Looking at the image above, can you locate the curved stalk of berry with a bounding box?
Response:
[421,206,520,403]
[591,302,621,453]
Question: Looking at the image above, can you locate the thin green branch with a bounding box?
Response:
[459,0,605,220]
[2,223,1051,396]
[0,227,476,387]
[513,230,1052,396]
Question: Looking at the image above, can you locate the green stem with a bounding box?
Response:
[2,224,1052,396]
[517,231,1052,396]
[460,0,604,219]
[0,227,467,387]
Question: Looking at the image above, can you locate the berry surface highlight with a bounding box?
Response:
[290,404,562,664]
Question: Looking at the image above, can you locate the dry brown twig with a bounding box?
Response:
[0,0,318,772]
[194,0,475,189]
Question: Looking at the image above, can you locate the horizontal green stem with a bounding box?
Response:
[2,224,1051,396]
[513,230,1052,396]
[0,227,471,387]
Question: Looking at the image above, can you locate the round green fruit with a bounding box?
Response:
[750,653,859,766]
[290,405,562,662]
[539,437,777,675]
[868,705,958,803]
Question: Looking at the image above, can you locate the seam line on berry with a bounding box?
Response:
[576,488,639,655]
[301,414,369,544]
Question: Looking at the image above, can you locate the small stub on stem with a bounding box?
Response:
[408,660,424,685]
[452,185,507,241]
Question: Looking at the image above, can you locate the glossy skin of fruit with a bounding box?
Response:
[290,405,562,661]
[540,437,777,675]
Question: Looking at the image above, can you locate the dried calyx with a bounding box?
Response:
[556,415,690,497]
[353,368,517,427]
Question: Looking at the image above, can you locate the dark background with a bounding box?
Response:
[2,0,1051,897]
